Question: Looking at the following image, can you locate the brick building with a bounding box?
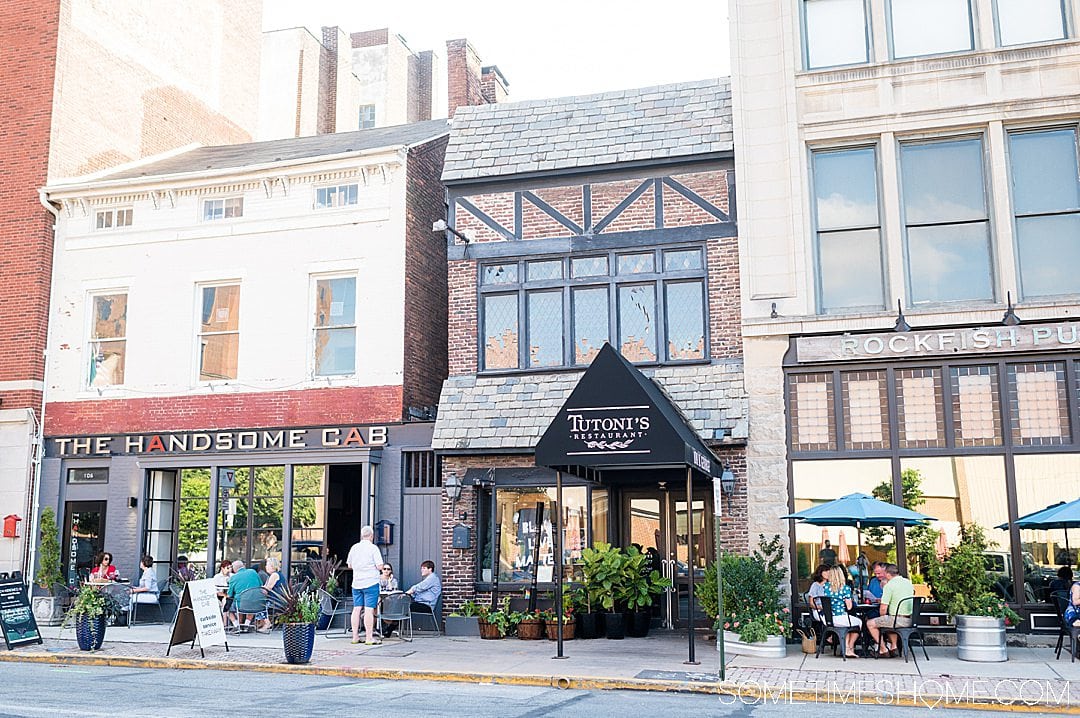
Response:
[37,121,450,591]
[431,79,747,630]
[258,26,508,140]
[0,0,261,576]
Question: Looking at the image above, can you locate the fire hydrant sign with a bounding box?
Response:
[0,575,42,650]
[167,578,227,656]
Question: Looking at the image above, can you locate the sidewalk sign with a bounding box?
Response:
[167,578,228,657]
[0,572,42,650]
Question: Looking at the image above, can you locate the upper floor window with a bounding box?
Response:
[203,197,243,221]
[313,276,356,376]
[198,284,240,381]
[803,0,870,69]
[359,105,376,129]
[1008,127,1080,299]
[95,207,133,230]
[88,292,127,388]
[994,0,1067,46]
[811,146,885,312]
[478,248,707,372]
[900,137,993,305]
[315,184,358,209]
[890,0,974,58]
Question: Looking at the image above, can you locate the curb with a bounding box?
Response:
[1,650,1077,713]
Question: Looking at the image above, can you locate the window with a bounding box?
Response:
[1008,128,1080,298]
[803,0,870,69]
[478,247,706,371]
[291,465,327,576]
[313,276,356,376]
[94,207,133,230]
[900,138,993,304]
[88,292,127,387]
[198,284,240,381]
[359,104,376,129]
[315,184,358,209]
[403,452,441,489]
[994,0,1067,46]
[202,197,243,221]
[811,147,885,312]
[143,470,177,581]
[889,0,974,58]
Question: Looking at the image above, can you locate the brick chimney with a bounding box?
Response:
[481,65,509,104]
[447,38,497,116]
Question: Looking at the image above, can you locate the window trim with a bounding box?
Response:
[195,281,241,384]
[886,0,976,60]
[358,104,376,130]
[313,183,360,211]
[201,196,244,222]
[800,0,873,71]
[93,206,134,231]
[311,273,358,378]
[992,0,1069,47]
[86,290,129,389]
[477,246,710,373]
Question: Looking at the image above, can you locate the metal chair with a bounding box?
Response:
[875,596,929,665]
[379,593,413,642]
[97,584,132,627]
[317,589,353,638]
[230,587,267,634]
[1053,592,1080,662]
[410,596,441,636]
[130,582,165,626]
[815,598,858,661]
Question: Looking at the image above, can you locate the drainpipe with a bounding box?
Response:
[24,189,61,585]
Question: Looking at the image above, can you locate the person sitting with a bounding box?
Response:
[866,564,914,657]
[1050,566,1074,598]
[821,565,861,658]
[263,557,286,600]
[89,552,119,583]
[213,560,233,613]
[1066,574,1080,627]
[379,563,399,593]
[863,561,887,603]
[228,559,270,633]
[406,560,442,616]
[129,554,159,616]
[807,564,828,621]
[175,555,197,582]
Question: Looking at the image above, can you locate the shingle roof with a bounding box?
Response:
[442,78,732,183]
[97,120,451,181]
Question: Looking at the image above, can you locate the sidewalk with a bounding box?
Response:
[3,624,1078,712]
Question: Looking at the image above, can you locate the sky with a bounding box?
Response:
[261,1,731,103]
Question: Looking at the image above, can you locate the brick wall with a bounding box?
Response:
[446,39,487,116]
[318,26,338,134]
[708,235,743,360]
[402,136,450,414]
[43,385,404,436]
[715,447,749,555]
[447,260,478,377]
[351,28,389,48]
[415,51,433,122]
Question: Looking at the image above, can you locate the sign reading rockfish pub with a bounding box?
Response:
[47,424,389,457]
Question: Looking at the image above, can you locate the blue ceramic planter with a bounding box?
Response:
[282,622,315,664]
[75,615,106,651]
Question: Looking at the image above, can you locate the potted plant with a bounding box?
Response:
[32,507,65,626]
[581,542,625,639]
[64,583,122,651]
[477,598,512,639]
[543,606,575,641]
[620,545,670,637]
[445,599,482,637]
[268,580,321,664]
[928,524,1019,663]
[307,556,342,631]
[515,609,544,640]
[717,534,791,659]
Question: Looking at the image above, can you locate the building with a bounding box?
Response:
[731,0,1080,631]
[257,27,508,140]
[38,120,450,590]
[431,79,747,629]
[0,0,262,576]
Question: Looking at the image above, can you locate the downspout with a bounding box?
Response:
[24,188,61,583]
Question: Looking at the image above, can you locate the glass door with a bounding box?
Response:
[62,501,107,587]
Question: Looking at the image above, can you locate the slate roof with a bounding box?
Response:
[95,119,451,181]
[432,360,748,452]
[442,77,732,183]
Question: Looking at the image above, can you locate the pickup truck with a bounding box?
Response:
[983,550,1056,603]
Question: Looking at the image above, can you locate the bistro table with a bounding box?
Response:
[851,603,882,656]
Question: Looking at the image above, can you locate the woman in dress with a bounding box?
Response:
[822,565,862,658]
[89,552,118,582]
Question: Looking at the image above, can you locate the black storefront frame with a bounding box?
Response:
[784,348,1080,627]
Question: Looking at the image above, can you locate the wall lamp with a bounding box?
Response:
[1002,291,1021,326]
[432,219,472,245]
[127,497,138,509]
[719,464,736,496]
[445,474,463,502]
[893,299,911,333]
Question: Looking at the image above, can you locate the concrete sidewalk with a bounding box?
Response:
[3,624,1078,712]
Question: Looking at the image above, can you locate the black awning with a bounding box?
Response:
[534,343,721,479]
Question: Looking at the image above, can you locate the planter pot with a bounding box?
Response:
[626,610,651,638]
[545,619,575,641]
[721,631,787,659]
[956,615,1007,662]
[478,620,503,640]
[577,612,601,639]
[31,596,63,627]
[518,619,544,640]
[282,622,316,664]
[445,616,480,637]
[604,612,625,640]
[75,615,106,651]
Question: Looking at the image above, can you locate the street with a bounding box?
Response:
[0,663,1029,717]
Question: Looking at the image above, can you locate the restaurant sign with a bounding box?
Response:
[795,321,1080,363]
[47,424,389,457]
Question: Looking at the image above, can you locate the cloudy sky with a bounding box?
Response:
[262,0,731,102]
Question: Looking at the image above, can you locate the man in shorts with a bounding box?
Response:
[347,525,384,645]
[866,564,914,656]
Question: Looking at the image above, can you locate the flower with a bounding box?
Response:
[723,622,730,629]
[782,607,790,613]
[733,621,740,628]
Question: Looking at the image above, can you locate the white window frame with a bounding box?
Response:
[359,104,376,129]
[800,0,872,70]
[887,0,975,59]
[311,273,358,378]
[94,207,134,231]
[313,184,359,210]
[195,282,241,384]
[86,290,129,389]
[201,196,244,222]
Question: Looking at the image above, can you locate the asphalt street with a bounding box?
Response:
[0,663,1030,717]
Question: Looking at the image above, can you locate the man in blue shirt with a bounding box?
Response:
[406,560,442,610]
[864,561,887,603]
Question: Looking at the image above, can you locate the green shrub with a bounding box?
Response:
[702,534,792,643]
[35,507,63,592]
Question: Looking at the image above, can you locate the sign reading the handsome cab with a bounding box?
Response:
[167,579,227,657]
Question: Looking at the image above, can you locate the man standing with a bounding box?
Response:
[866,564,915,656]
[819,540,837,567]
[347,525,384,645]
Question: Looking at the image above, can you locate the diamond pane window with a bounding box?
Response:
[665,281,705,361]
[483,294,518,370]
[1008,362,1069,446]
[527,260,563,281]
[617,253,656,275]
[897,368,945,448]
[572,287,608,365]
[527,290,563,367]
[571,256,608,277]
[950,366,1002,446]
[842,370,890,449]
[663,249,703,271]
[789,373,836,451]
[482,263,519,285]
[618,284,657,362]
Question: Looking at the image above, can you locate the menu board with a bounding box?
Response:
[167,579,227,657]
[0,575,42,650]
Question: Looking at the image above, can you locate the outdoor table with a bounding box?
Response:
[851,604,880,656]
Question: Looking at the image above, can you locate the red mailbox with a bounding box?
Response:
[2,514,21,538]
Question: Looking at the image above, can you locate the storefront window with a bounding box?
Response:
[841,369,890,449]
[789,373,836,451]
[1007,362,1070,446]
[292,465,327,577]
[1014,454,1078,604]
[177,468,211,568]
[144,470,177,580]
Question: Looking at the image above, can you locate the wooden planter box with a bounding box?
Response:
[545,620,575,640]
[478,620,503,639]
[721,631,787,659]
[444,616,480,637]
[518,619,544,640]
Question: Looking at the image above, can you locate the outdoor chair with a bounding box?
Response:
[815,598,858,661]
[411,596,441,636]
[317,589,352,638]
[1053,592,1080,662]
[379,592,414,642]
[802,592,826,648]
[874,596,929,666]
[97,583,132,627]
[130,582,165,626]
[230,587,267,634]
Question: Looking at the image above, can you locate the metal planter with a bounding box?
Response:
[956,615,1007,662]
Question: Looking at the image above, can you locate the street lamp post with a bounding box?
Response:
[714,464,734,682]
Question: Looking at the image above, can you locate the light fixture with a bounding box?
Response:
[127,497,138,509]
[1002,291,1020,326]
[432,218,472,245]
[770,302,778,319]
[445,474,463,502]
[893,299,911,333]
[720,464,736,496]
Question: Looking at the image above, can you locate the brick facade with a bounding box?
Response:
[446,39,487,116]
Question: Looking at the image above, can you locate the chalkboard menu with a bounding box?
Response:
[0,574,42,650]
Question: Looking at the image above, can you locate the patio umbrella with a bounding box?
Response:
[998,499,1080,562]
[820,527,830,546]
[783,492,936,562]
[935,528,948,560]
[837,532,851,565]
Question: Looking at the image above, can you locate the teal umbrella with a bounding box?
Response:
[997,499,1080,562]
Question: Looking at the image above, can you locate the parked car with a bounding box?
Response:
[983,550,1053,603]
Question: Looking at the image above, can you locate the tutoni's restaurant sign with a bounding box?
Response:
[794,320,1080,363]
[47,424,388,458]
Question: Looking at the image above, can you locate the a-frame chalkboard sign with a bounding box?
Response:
[0,572,43,650]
